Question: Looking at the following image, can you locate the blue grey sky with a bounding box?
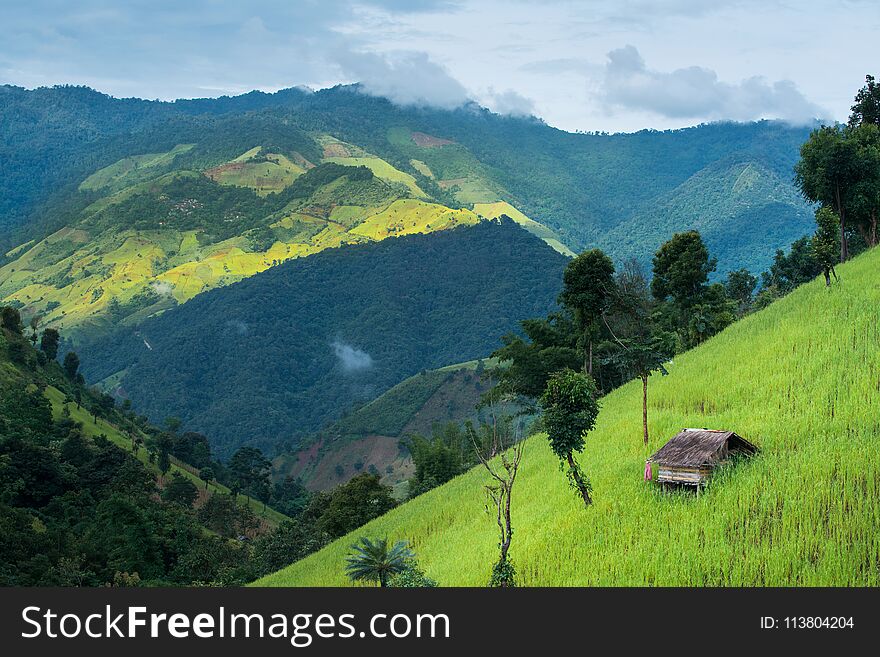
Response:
[1,0,876,132]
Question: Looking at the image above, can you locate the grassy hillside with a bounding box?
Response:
[257,247,880,586]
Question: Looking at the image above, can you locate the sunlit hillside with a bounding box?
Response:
[257,247,880,586]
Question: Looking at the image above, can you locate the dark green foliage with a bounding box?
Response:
[404,423,469,498]
[725,269,759,316]
[156,433,173,475]
[558,249,616,375]
[1,307,23,334]
[344,537,413,587]
[161,474,199,508]
[228,446,272,502]
[849,74,880,127]
[492,313,581,400]
[78,221,567,457]
[251,519,327,577]
[270,476,310,517]
[539,369,599,506]
[651,230,716,307]
[795,125,861,261]
[813,207,841,286]
[488,558,517,588]
[388,559,438,587]
[319,473,397,539]
[196,493,259,539]
[62,351,80,378]
[171,431,212,469]
[759,237,821,297]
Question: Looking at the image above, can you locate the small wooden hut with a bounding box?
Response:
[648,428,757,487]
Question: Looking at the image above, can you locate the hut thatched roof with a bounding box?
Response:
[648,429,757,468]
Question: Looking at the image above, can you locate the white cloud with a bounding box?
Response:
[331,339,374,373]
[601,45,828,124]
[337,50,470,109]
[482,87,536,117]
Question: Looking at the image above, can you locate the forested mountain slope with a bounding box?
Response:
[3,85,812,316]
[257,246,880,586]
[0,312,291,586]
[76,221,569,457]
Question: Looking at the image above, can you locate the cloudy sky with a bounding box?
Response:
[1,0,875,132]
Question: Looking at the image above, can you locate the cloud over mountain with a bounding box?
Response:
[601,45,827,125]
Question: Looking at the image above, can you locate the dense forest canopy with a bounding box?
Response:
[76,221,569,457]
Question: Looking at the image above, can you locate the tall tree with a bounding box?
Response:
[794,125,860,262]
[228,446,272,503]
[318,473,396,538]
[1,306,22,334]
[725,269,758,317]
[157,434,173,476]
[812,207,841,286]
[40,327,60,360]
[539,369,599,507]
[850,123,880,247]
[651,230,716,307]
[471,413,524,587]
[558,249,616,376]
[62,351,80,379]
[849,74,880,127]
[28,315,41,346]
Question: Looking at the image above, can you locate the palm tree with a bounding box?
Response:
[345,537,413,587]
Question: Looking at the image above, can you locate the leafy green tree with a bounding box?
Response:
[162,474,199,508]
[651,230,716,308]
[164,417,182,433]
[157,434,173,476]
[725,269,758,317]
[849,74,880,127]
[849,123,880,247]
[62,351,80,379]
[318,473,396,538]
[558,249,616,376]
[40,328,60,360]
[795,125,860,262]
[492,313,581,401]
[1,306,23,334]
[604,335,673,447]
[404,423,466,498]
[199,466,215,490]
[228,446,272,503]
[28,315,41,345]
[344,537,413,587]
[539,369,599,507]
[812,207,841,286]
[760,237,821,295]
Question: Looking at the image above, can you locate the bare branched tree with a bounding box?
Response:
[470,407,524,587]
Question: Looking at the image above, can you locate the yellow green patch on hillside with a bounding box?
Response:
[324,156,426,198]
[206,149,306,195]
[473,201,576,256]
[79,144,195,192]
[350,199,480,240]
[257,248,880,586]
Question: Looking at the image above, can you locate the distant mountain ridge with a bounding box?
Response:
[3,84,813,275]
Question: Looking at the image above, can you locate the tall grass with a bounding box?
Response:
[256,248,880,586]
